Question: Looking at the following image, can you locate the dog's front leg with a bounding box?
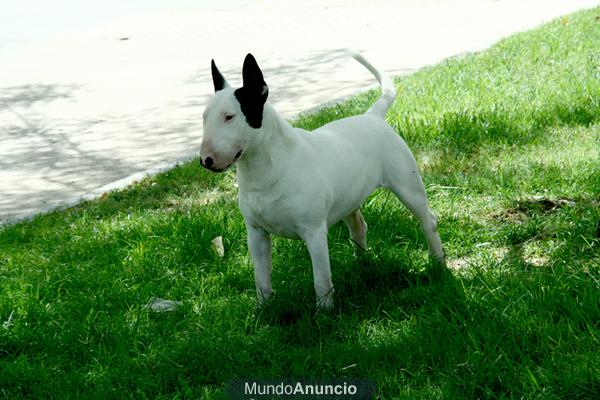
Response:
[302,225,334,310]
[246,224,273,305]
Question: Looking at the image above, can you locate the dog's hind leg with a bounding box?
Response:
[343,209,368,251]
[391,186,445,265]
[383,164,445,265]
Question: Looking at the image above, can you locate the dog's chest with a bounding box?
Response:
[238,190,302,239]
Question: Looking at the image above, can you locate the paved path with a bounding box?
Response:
[1,0,598,225]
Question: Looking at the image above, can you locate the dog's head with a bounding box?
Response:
[200,53,269,172]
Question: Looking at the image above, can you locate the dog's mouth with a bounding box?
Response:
[200,150,243,173]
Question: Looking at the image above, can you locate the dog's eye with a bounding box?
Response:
[224,114,234,122]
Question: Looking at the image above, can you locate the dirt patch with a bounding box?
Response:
[515,196,575,213]
[490,195,576,222]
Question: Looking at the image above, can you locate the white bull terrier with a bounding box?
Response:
[200,52,445,309]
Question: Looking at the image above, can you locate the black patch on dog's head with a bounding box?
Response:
[211,59,228,92]
[234,53,268,128]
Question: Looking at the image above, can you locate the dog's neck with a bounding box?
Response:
[236,104,299,192]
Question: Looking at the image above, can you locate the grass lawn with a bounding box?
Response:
[1,7,599,400]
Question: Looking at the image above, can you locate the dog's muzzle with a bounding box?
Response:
[200,156,225,172]
[200,150,243,173]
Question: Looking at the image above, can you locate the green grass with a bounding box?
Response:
[2,8,600,400]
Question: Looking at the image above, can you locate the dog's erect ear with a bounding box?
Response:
[234,53,269,128]
[211,59,229,92]
[241,53,268,97]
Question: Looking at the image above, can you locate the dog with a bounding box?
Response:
[200,52,445,309]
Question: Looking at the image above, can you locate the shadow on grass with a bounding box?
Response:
[493,195,599,267]
[252,226,464,331]
[435,100,597,156]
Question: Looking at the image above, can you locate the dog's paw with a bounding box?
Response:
[315,291,335,312]
[426,255,451,281]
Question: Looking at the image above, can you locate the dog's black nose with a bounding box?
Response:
[200,156,224,173]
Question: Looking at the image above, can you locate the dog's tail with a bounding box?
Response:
[350,51,397,118]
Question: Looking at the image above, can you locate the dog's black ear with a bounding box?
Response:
[241,53,268,97]
[235,53,269,128]
[211,59,229,92]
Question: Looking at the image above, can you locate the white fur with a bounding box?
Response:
[201,52,445,309]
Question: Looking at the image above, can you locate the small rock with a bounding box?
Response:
[144,297,182,313]
[212,236,225,257]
